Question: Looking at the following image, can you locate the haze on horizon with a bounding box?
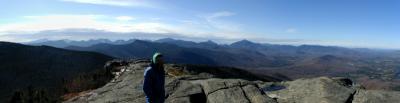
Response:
[0,0,399,49]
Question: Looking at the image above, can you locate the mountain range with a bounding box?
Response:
[2,38,400,102]
[27,39,137,48]
[59,38,400,90]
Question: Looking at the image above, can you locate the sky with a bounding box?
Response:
[0,0,399,49]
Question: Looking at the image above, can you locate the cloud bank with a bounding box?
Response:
[61,0,159,8]
[0,12,257,43]
[0,13,364,48]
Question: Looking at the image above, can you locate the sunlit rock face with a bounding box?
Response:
[64,60,400,103]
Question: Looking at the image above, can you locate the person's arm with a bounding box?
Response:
[143,69,154,102]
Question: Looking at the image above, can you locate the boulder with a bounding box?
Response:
[267,77,355,103]
[200,79,276,103]
[165,80,206,103]
[242,85,277,103]
[352,90,400,103]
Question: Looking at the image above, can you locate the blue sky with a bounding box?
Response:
[0,0,399,49]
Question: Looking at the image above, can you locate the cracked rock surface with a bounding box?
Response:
[64,60,400,103]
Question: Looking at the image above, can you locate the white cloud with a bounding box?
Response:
[116,16,135,21]
[1,14,383,49]
[61,0,158,8]
[202,11,241,32]
[0,13,256,43]
[1,15,103,34]
[285,28,297,33]
[150,18,161,21]
[205,11,235,20]
[194,11,247,39]
[0,14,176,35]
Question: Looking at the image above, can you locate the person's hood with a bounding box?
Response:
[152,52,163,64]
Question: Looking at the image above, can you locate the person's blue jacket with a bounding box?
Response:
[143,62,165,103]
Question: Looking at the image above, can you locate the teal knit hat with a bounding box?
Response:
[152,52,163,64]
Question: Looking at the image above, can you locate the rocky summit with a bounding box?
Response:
[64,60,400,103]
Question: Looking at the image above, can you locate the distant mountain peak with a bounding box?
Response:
[238,39,252,43]
[155,38,176,42]
[131,39,151,44]
[27,39,136,48]
[155,38,196,43]
[26,39,51,44]
[206,40,217,43]
[200,40,218,45]
[233,39,256,44]
[230,39,261,47]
